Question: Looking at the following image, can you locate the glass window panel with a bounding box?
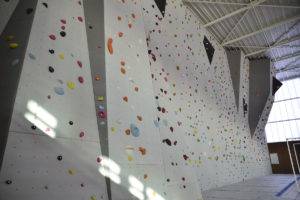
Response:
[278,101,288,121]
[291,99,300,119]
[271,123,279,142]
[287,80,297,99]
[268,103,277,122]
[285,100,295,120]
[293,79,300,97]
[265,124,273,143]
[281,83,291,100]
[289,120,299,138]
[277,122,287,141]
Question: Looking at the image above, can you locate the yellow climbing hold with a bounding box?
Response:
[97,97,104,101]
[128,156,132,161]
[110,127,115,131]
[7,35,14,41]
[91,195,96,200]
[9,43,18,49]
[67,82,75,90]
[68,169,74,174]
[59,54,64,59]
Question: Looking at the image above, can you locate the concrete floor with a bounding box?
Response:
[202,174,300,200]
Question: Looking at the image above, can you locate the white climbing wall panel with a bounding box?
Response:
[0,0,108,199]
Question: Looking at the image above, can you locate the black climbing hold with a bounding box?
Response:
[160,88,163,92]
[154,0,166,17]
[155,22,158,26]
[166,178,170,182]
[60,31,66,37]
[48,66,54,73]
[69,121,73,125]
[31,125,36,130]
[26,8,34,14]
[148,50,152,54]
[203,36,215,64]
[165,139,171,146]
[57,155,62,161]
[49,49,54,54]
[5,180,12,185]
[42,2,48,8]
[155,96,158,99]
[89,25,93,29]
[158,117,160,121]
[157,107,161,111]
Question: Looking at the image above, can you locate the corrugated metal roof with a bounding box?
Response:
[184,0,300,80]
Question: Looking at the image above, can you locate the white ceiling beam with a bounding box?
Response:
[273,51,300,62]
[225,45,266,48]
[222,14,300,46]
[245,35,300,57]
[203,0,266,27]
[276,65,300,73]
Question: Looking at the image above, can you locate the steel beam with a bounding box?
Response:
[273,51,300,62]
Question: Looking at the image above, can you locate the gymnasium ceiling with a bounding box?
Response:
[184,0,300,81]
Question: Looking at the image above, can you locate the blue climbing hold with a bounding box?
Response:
[155,101,160,106]
[154,120,159,128]
[100,121,105,125]
[54,87,64,95]
[58,79,64,84]
[130,124,140,137]
[28,53,36,60]
[163,119,168,126]
[98,105,104,110]
[11,59,19,66]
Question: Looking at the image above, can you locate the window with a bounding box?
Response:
[266,78,300,143]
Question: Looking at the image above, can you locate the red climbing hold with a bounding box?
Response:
[77,61,82,68]
[183,154,189,160]
[78,17,83,22]
[61,26,65,30]
[61,19,66,24]
[98,111,106,118]
[78,76,84,83]
[49,35,56,40]
[79,132,84,137]
[97,157,102,163]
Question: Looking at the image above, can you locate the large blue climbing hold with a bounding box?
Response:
[130,123,140,137]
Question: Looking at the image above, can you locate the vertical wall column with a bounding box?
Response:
[226,50,241,110]
[83,0,110,199]
[0,0,38,171]
[249,59,271,136]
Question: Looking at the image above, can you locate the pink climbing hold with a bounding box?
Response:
[81,183,84,187]
[98,111,106,118]
[49,35,56,40]
[61,26,65,30]
[78,17,83,22]
[97,157,102,163]
[78,1,82,5]
[78,76,84,83]
[77,61,82,68]
[61,19,66,24]
[79,132,84,137]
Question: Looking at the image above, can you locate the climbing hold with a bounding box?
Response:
[49,49,54,54]
[77,60,82,68]
[81,183,84,187]
[61,19,66,24]
[144,174,148,179]
[59,54,64,59]
[42,2,48,8]
[61,26,65,30]
[97,157,102,163]
[5,180,12,185]
[54,87,64,95]
[138,147,146,155]
[57,155,62,161]
[100,121,105,125]
[137,115,142,121]
[134,87,139,92]
[98,111,106,118]
[97,97,104,101]
[48,66,54,73]
[128,24,132,28]
[131,13,136,18]
[26,8,33,14]
[79,132,84,137]
[170,127,174,132]
[69,121,74,125]
[78,16,83,22]
[11,59,19,66]
[67,82,74,90]
[78,76,84,83]
[44,186,48,190]
[154,120,159,127]
[125,129,130,135]
[123,96,128,102]
[49,34,56,40]
[98,105,104,110]
[121,61,125,66]
[163,139,172,146]
[162,119,168,126]
[28,53,36,60]
[107,38,113,55]
[110,127,115,131]
[128,156,132,161]
[7,35,14,41]
[130,124,140,137]
[91,196,96,200]
[58,79,63,84]
[117,16,122,21]
[183,155,189,160]
[95,76,100,81]
[121,68,126,74]
[119,32,123,37]
[68,169,74,175]
[60,31,66,37]
[31,125,36,130]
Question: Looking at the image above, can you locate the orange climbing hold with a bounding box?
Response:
[95,77,100,81]
[137,115,142,121]
[139,147,146,155]
[119,32,123,37]
[121,0,125,2]
[121,61,125,66]
[128,24,132,28]
[117,16,122,21]
[123,96,128,102]
[131,13,136,19]
[121,68,126,74]
[144,174,148,179]
[125,129,131,135]
[107,38,113,55]
[134,87,139,92]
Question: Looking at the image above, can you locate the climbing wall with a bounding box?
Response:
[239,51,249,121]
[141,0,271,197]
[0,1,108,199]
[0,0,19,35]
[104,0,167,199]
